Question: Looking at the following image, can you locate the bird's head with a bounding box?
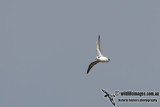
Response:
[104,95,107,97]
[96,56,100,60]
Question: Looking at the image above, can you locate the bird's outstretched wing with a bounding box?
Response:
[101,89,109,95]
[108,97,115,106]
[96,35,103,57]
[87,60,99,74]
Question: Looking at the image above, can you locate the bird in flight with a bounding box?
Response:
[87,35,110,74]
[101,89,115,106]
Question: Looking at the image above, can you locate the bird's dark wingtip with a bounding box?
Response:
[86,71,89,74]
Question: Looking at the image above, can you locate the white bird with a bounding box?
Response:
[87,35,110,74]
[101,89,115,106]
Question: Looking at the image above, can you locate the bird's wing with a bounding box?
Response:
[109,96,115,106]
[101,89,109,95]
[87,60,99,74]
[96,35,103,56]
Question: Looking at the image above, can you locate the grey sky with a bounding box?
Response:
[0,0,160,107]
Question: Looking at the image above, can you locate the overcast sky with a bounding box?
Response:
[0,0,160,107]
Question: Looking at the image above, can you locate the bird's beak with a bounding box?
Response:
[108,58,110,61]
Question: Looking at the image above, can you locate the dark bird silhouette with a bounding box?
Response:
[101,89,115,106]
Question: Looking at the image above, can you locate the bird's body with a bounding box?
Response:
[96,56,109,62]
[87,35,110,74]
